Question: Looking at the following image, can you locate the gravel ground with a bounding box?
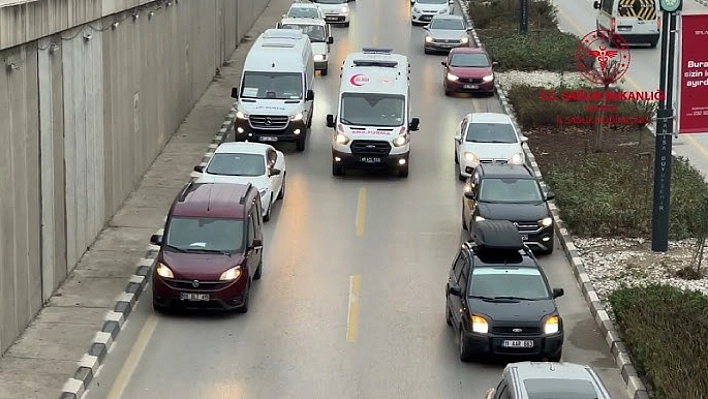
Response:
[496,70,624,89]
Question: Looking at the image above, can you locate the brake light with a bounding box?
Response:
[610,17,616,31]
[657,17,661,29]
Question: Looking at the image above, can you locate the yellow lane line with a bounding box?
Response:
[356,187,367,236]
[372,35,380,46]
[556,7,708,159]
[346,275,361,342]
[472,98,480,113]
[374,15,380,26]
[106,315,159,399]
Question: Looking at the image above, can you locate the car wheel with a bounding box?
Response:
[263,195,273,222]
[462,206,468,230]
[458,171,465,181]
[424,48,430,54]
[332,162,344,176]
[152,300,169,314]
[446,305,452,326]
[277,175,285,200]
[544,243,554,255]
[296,138,306,152]
[236,284,250,314]
[444,88,451,96]
[254,258,263,280]
[454,151,459,164]
[459,327,473,362]
[321,67,328,76]
[649,40,658,48]
[398,164,409,178]
[546,348,562,362]
[343,22,350,27]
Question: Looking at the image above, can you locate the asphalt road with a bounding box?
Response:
[83,1,629,398]
[552,0,708,175]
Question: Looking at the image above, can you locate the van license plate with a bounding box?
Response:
[259,136,277,142]
[181,293,210,301]
[503,340,534,348]
[360,157,382,163]
[464,84,479,89]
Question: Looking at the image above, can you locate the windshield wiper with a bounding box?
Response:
[164,244,187,253]
[493,296,537,301]
[185,248,233,256]
[469,295,497,301]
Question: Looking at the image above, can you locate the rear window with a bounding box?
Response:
[524,378,599,399]
[618,0,655,18]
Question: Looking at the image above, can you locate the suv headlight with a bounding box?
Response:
[460,37,469,44]
[438,8,447,13]
[341,6,348,13]
[463,152,478,163]
[471,315,488,334]
[314,54,325,62]
[447,73,459,81]
[539,217,553,227]
[474,216,485,222]
[508,152,524,164]
[482,74,494,82]
[236,111,248,119]
[413,7,420,12]
[544,315,560,334]
[335,133,350,145]
[156,263,174,278]
[219,266,242,281]
[425,35,433,43]
[290,113,303,121]
[392,134,408,147]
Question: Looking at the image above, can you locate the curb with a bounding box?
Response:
[456,1,648,398]
[58,103,236,399]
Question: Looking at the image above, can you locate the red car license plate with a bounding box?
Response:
[180,293,210,301]
[463,84,479,89]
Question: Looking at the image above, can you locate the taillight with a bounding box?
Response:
[657,17,661,29]
[610,17,616,31]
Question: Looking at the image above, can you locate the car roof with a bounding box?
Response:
[289,3,320,9]
[477,164,534,179]
[508,362,610,398]
[431,14,464,21]
[468,112,512,124]
[470,220,525,250]
[213,142,272,156]
[280,17,326,26]
[170,183,254,219]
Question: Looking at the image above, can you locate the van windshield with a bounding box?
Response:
[165,217,244,253]
[281,24,326,42]
[340,93,406,127]
[241,72,303,99]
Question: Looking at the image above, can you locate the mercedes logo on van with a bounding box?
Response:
[265,117,273,126]
[192,280,200,288]
[512,328,522,333]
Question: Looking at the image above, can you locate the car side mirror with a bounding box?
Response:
[449,0,454,4]
[328,36,334,44]
[521,135,528,143]
[552,288,564,298]
[193,165,204,173]
[464,191,475,199]
[424,26,430,31]
[251,238,263,249]
[231,87,239,99]
[441,61,447,67]
[150,234,162,246]
[409,117,420,131]
[593,0,601,8]
[326,114,335,128]
[492,61,499,66]
[467,27,473,32]
[306,90,314,101]
[545,191,555,201]
[448,284,463,297]
[270,168,282,176]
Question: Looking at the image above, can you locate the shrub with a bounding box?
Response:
[609,284,708,399]
[484,32,588,72]
[507,83,654,129]
[544,156,708,239]
[467,0,557,31]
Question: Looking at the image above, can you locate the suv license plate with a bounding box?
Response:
[503,340,534,348]
[360,157,382,163]
[181,293,210,301]
[259,136,277,142]
[463,84,479,89]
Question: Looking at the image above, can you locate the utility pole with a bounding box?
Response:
[651,0,682,251]
[519,0,528,33]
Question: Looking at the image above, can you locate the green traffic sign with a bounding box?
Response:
[660,0,682,12]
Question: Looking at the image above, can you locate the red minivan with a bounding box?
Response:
[150,182,264,313]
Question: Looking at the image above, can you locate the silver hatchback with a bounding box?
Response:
[424,15,471,54]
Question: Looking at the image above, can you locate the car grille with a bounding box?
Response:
[350,140,392,155]
[434,38,461,43]
[165,279,230,291]
[249,115,289,130]
[479,159,508,165]
[459,77,483,84]
[513,221,542,232]
[420,15,434,21]
[492,326,543,335]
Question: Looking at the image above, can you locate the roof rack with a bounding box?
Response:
[361,47,393,54]
[352,60,398,68]
[470,220,525,251]
[239,183,253,205]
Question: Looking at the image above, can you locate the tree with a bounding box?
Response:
[593,58,622,152]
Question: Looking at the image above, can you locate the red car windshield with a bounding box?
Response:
[450,53,490,68]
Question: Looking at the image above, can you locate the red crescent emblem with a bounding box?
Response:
[349,73,369,86]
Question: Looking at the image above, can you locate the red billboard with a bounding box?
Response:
[679,14,708,134]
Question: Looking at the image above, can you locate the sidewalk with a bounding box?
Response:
[0,0,291,397]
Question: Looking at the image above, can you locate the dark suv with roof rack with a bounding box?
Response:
[150,182,264,313]
[462,163,555,254]
[445,220,565,362]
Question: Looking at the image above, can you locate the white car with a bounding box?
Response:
[278,17,334,75]
[284,3,326,20]
[411,0,454,25]
[310,0,350,26]
[193,142,286,222]
[454,113,528,180]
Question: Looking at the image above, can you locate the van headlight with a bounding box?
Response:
[341,6,348,13]
[447,73,459,81]
[460,37,469,44]
[475,216,485,222]
[236,111,248,119]
[471,315,488,334]
[314,54,326,62]
[508,152,524,164]
[425,35,433,43]
[219,266,242,281]
[482,74,494,82]
[290,113,303,121]
[156,263,174,279]
[463,152,478,162]
[335,133,350,145]
[544,315,560,334]
[392,134,408,147]
[539,217,553,228]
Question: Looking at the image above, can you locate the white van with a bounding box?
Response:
[593,0,660,47]
[277,17,334,75]
[326,48,420,178]
[231,29,315,152]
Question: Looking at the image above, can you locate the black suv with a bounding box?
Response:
[462,163,555,254]
[445,220,565,362]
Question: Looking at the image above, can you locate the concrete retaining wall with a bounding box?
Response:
[0,0,269,354]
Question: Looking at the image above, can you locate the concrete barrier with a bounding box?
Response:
[0,0,270,355]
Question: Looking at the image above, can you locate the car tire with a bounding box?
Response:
[454,151,458,164]
[649,40,658,48]
[398,164,409,178]
[296,138,306,152]
[459,327,473,362]
[444,88,451,96]
[152,300,169,314]
[424,48,430,55]
[343,22,350,27]
[458,171,465,181]
[254,258,263,280]
[332,162,344,176]
[446,305,452,326]
[263,195,273,222]
[277,174,285,200]
[546,348,562,362]
[462,206,468,230]
[544,243,554,255]
[322,67,328,76]
[236,284,250,314]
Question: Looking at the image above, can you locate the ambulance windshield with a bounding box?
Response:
[339,93,405,127]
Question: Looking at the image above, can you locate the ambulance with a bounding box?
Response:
[326,48,420,178]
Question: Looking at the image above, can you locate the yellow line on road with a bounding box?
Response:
[556,7,708,159]
[106,315,158,399]
[374,15,380,26]
[472,98,480,113]
[355,187,367,236]
[372,35,380,46]
[346,275,361,342]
